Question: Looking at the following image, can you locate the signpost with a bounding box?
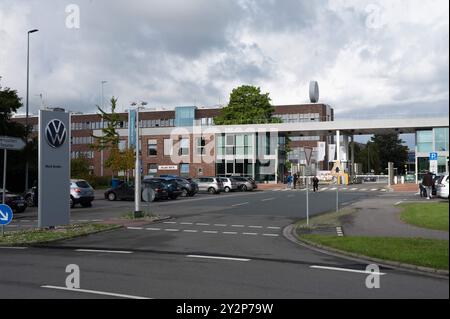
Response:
[0,136,26,235]
[303,147,314,226]
[331,160,344,213]
[429,152,438,174]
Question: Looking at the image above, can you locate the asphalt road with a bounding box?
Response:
[1,186,448,299]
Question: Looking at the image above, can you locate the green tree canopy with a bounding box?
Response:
[214,85,281,125]
[0,85,26,137]
[71,154,91,179]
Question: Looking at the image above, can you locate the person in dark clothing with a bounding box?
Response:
[422,171,434,199]
[293,174,298,189]
[312,176,319,192]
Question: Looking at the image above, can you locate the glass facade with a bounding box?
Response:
[435,128,449,152]
[416,130,433,153]
[175,106,196,127]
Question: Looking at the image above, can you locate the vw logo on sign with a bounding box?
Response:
[45,119,67,148]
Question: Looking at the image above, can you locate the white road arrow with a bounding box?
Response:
[0,210,9,221]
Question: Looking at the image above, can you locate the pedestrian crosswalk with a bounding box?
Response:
[272,187,387,193]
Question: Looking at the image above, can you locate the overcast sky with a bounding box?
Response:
[0,0,448,119]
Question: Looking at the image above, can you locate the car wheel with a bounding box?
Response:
[70,196,75,208]
[81,201,92,208]
[26,195,34,207]
[182,188,189,197]
[224,186,231,193]
[107,192,117,201]
[208,187,216,194]
[241,185,248,192]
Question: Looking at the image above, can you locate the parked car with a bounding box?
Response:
[0,188,26,213]
[192,177,223,194]
[159,176,198,197]
[105,180,169,202]
[231,176,257,191]
[70,179,95,208]
[436,175,449,199]
[218,177,238,193]
[24,179,94,208]
[143,178,183,200]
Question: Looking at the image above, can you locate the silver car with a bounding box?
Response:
[231,176,257,191]
[218,177,238,193]
[192,177,223,194]
[70,179,95,208]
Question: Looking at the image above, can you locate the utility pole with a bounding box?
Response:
[100,81,107,177]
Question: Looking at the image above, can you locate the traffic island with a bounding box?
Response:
[0,223,122,247]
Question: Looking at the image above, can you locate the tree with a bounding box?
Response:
[370,133,408,174]
[71,154,91,179]
[91,97,122,178]
[214,85,281,125]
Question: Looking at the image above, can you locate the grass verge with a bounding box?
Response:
[400,202,449,231]
[295,207,357,230]
[120,211,158,220]
[302,234,449,270]
[0,223,121,246]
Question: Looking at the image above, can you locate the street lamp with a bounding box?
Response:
[25,28,39,192]
[131,101,147,215]
[100,81,107,176]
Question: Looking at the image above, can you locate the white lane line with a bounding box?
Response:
[394,201,403,206]
[360,188,368,191]
[248,225,263,229]
[196,223,210,226]
[267,226,281,230]
[41,285,150,299]
[321,187,329,191]
[164,229,180,232]
[310,266,386,275]
[222,231,238,235]
[380,189,387,192]
[76,220,89,222]
[371,189,378,191]
[262,233,279,237]
[75,249,132,254]
[92,219,103,222]
[261,197,275,202]
[183,229,198,233]
[203,230,218,234]
[242,232,258,236]
[127,227,143,230]
[163,221,177,224]
[146,227,161,231]
[342,188,348,190]
[350,188,357,191]
[187,255,250,262]
[231,202,249,207]
[214,224,227,227]
[231,224,245,228]
[0,246,28,250]
[180,222,193,225]
[330,187,337,190]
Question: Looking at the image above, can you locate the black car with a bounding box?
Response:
[105,181,169,202]
[170,177,198,197]
[0,189,27,213]
[144,178,183,200]
[24,186,38,207]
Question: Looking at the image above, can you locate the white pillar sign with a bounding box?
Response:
[38,109,71,228]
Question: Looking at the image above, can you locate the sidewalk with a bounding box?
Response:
[340,197,449,240]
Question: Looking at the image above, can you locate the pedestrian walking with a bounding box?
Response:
[422,170,434,199]
[293,173,298,189]
[286,174,293,189]
[313,176,319,192]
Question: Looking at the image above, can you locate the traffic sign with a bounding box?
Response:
[429,152,438,161]
[0,136,26,150]
[0,204,13,225]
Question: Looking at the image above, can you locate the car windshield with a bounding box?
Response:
[75,181,91,188]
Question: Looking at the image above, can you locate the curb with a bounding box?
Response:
[283,224,449,280]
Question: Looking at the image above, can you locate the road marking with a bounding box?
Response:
[360,188,368,191]
[371,189,378,191]
[75,249,132,254]
[196,223,210,226]
[180,222,193,225]
[330,187,337,190]
[41,285,150,299]
[92,219,103,222]
[163,221,177,224]
[395,201,403,206]
[214,224,227,227]
[336,227,344,237]
[0,246,28,250]
[267,226,281,230]
[127,227,143,230]
[203,230,218,234]
[261,197,275,202]
[187,255,250,262]
[232,202,249,207]
[164,229,180,232]
[146,227,161,231]
[248,225,263,229]
[20,220,30,222]
[310,266,386,275]
[183,229,198,233]
[76,220,89,222]
[350,188,357,191]
[242,232,258,236]
[342,188,348,190]
[231,224,245,228]
[262,233,279,237]
[321,187,329,191]
[222,231,238,235]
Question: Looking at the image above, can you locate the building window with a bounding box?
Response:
[434,128,449,152]
[417,130,433,153]
[179,138,189,156]
[164,139,173,156]
[196,137,206,155]
[147,139,157,156]
[180,163,190,177]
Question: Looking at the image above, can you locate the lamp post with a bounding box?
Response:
[100,81,107,177]
[25,29,39,192]
[131,101,147,216]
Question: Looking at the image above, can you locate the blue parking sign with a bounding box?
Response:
[429,152,438,161]
[0,204,13,225]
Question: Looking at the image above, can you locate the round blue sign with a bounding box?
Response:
[0,204,13,225]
